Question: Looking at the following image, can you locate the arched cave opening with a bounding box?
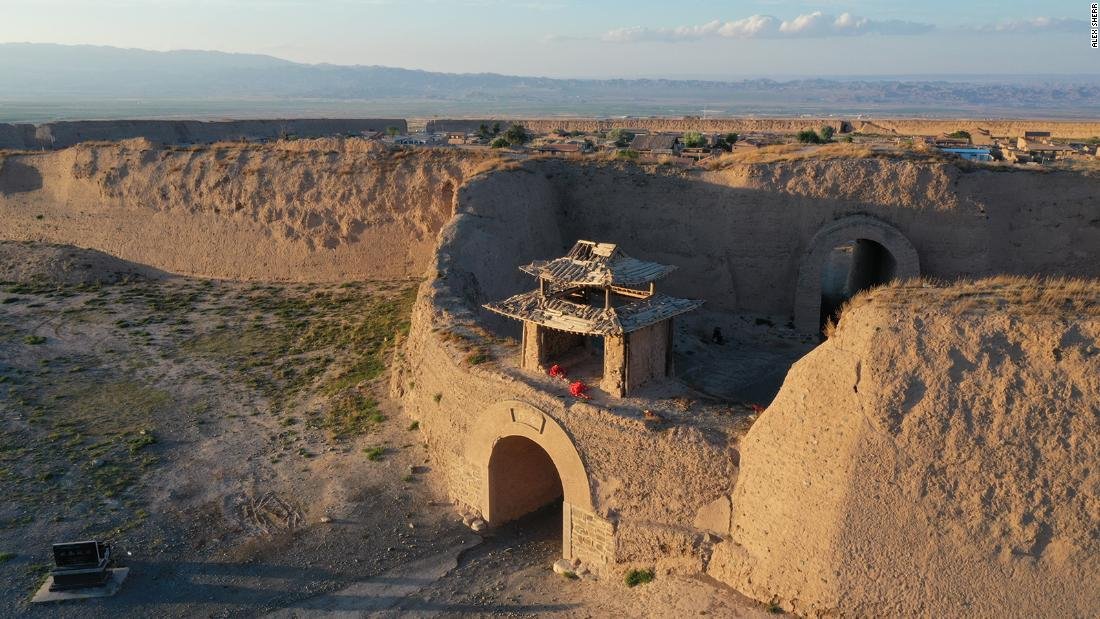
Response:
[489,435,564,523]
[819,238,898,328]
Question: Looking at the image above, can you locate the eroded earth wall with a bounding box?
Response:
[0,138,491,280]
[0,118,407,150]
[3,142,1097,313]
[708,287,1100,616]
[547,159,1100,317]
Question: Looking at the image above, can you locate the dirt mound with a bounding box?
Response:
[0,240,156,285]
[711,277,1100,616]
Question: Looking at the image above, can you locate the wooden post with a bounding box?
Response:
[649,282,655,296]
[604,286,611,309]
[665,319,674,376]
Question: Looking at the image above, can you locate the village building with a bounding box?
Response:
[679,146,713,161]
[930,134,972,147]
[1023,130,1052,141]
[485,240,702,397]
[938,147,993,161]
[1017,134,1076,163]
[534,142,586,155]
[628,133,681,155]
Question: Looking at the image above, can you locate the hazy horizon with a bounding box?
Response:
[0,1,1093,77]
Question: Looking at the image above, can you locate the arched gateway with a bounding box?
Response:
[467,400,613,566]
[794,215,920,333]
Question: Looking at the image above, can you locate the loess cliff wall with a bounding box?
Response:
[0,118,407,150]
[0,138,494,280]
[546,158,1099,317]
[3,141,1096,314]
[710,280,1100,616]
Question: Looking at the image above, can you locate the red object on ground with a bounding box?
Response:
[549,364,566,379]
[569,380,591,399]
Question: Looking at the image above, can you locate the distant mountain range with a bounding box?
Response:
[1,43,1098,120]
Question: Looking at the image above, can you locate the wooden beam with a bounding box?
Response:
[609,285,651,299]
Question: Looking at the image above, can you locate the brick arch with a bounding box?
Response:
[466,400,615,565]
[794,215,920,333]
[467,400,594,522]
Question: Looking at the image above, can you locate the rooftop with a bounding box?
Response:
[485,289,702,335]
[485,240,703,335]
[519,240,676,287]
[629,134,679,152]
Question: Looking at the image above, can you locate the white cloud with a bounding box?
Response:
[971,17,1078,33]
[719,15,779,38]
[600,11,933,43]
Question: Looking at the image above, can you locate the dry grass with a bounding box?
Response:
[468,155,524,178]
[828,276,1100,337]
[1046,157,1100,177]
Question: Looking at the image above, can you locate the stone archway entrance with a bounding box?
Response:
[488,436,563,523]
[794,215,920,333]
[467,400,613,567]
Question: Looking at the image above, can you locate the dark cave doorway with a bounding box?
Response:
[819,238,898,328]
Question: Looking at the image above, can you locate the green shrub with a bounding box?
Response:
[23,335,46,345]
[490,137,509,149]
[465,349,490,365]
[363,446,385,461]
[615,149,639,161]
[796,130,822,144]
[407,421,420,431]
[625,568,654,587]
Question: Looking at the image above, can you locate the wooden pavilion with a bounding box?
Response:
[485,240,702,397]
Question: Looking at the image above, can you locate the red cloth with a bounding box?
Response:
[549,364,565,379]
[569,380,590,399]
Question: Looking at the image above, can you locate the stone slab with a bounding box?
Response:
[31,567,129,603]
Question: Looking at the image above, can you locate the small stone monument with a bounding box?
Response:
[31,540,129,603]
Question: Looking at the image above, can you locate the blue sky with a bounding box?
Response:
[1,0,1093,77]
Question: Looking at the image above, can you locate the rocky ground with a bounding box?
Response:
[0,242,771,617]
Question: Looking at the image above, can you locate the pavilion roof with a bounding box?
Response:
[484,290,702,336]
[519,240,676,287]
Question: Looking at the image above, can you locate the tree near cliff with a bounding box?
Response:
[609,128,635,147]
[504,124,530,146]
[797,130,823,144]
[683,131,706,148]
